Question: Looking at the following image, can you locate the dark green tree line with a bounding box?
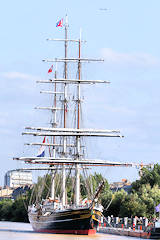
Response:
[1,165,160,222]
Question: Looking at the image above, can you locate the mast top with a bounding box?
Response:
[65,14,68,28]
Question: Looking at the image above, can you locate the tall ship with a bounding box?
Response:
[14,16,134,235]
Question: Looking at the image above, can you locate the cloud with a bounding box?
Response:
[101,48,160,67]
[0,71,42,114]
[1,71,38,81]
[105,105,136,116]
[0,71,40,94]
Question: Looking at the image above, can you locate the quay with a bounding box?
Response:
[97,216,160,239]
[98,227,150,239]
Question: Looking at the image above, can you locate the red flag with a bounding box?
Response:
[56,19,63,27]
[48,65,53,74]
[65,104,68,112]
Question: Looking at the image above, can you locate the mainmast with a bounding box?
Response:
[75,31,81,206]
[62,15,69,206]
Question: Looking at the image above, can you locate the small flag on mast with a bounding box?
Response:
[37,137,46,157]
[48,65,53,74]
[65,104,68,112]
[47,138,52,157]
[56,18,63,27]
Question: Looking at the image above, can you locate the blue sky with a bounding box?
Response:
[1,0,160,186]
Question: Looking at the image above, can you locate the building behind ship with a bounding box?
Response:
[4,170,32,188]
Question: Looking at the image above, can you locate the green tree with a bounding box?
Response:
[0,199,13,221]
[135,184,160,218]
[132,164,160,191]
[105,189,127,217]
[119,192,146,217]
[11,196,28,222]
[89,173,109,197]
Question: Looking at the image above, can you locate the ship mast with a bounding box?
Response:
[50,65,57,199]
[61,15,69,206]
[75,31,82,206]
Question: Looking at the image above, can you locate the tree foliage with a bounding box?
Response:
[132,164,160,191]
[2,165,160,222]
[105,189,127,217]
[119,193,146,217]
[104,165,160,218]
[0,197,29,222]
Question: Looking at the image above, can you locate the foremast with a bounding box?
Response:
[50,66,57,200]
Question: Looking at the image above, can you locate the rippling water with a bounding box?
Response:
[0,221,143,240]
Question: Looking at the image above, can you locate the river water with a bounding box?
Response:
[0,221,143,240]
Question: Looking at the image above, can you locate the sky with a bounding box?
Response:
[1,0,160,186]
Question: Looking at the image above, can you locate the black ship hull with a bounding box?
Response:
[28,207,101,235]
[150,227,160,239]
